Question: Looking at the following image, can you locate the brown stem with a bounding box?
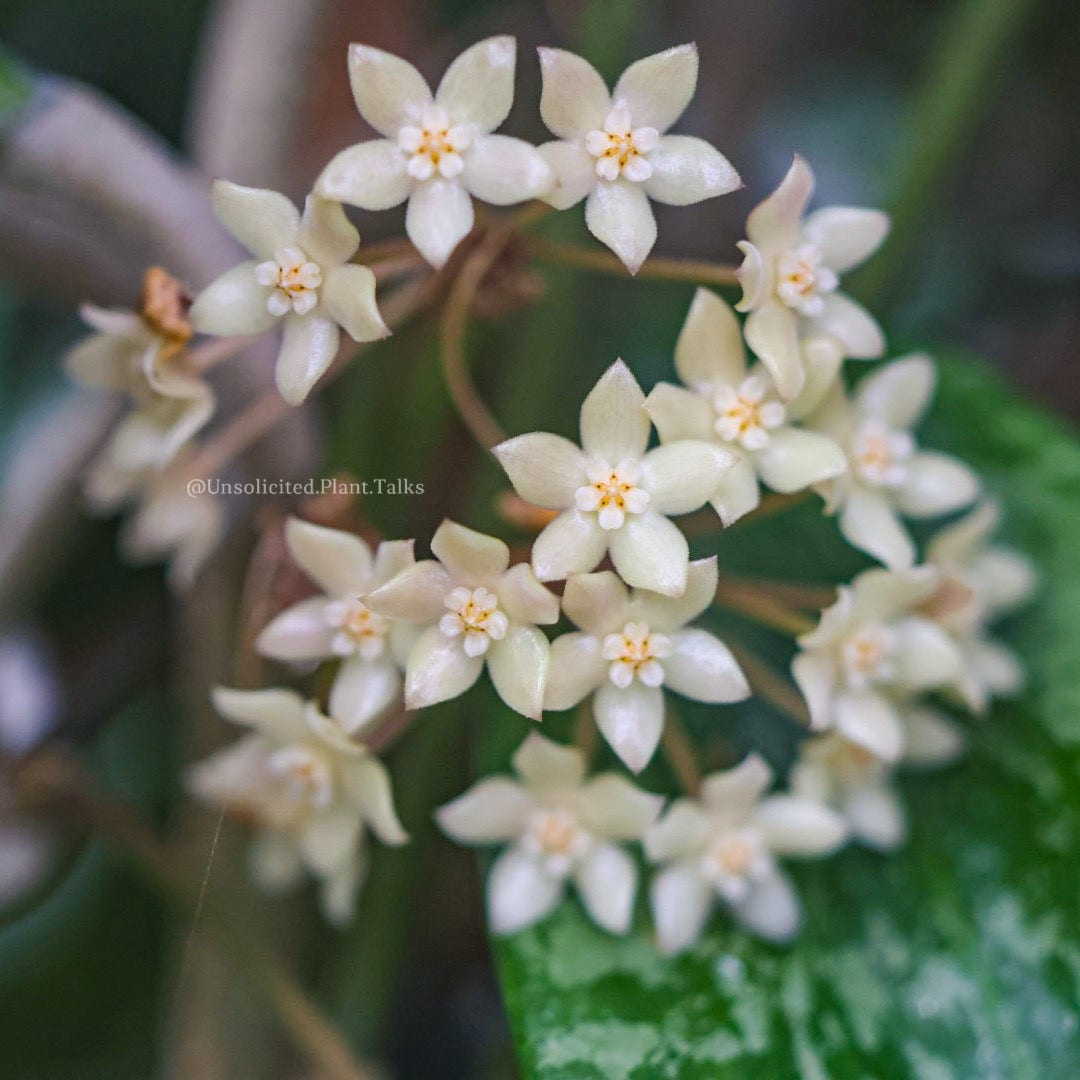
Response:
[728,644,811,728]
[572,701,599,766]
[185,335,251,374]
[661,707,702,795]
[714,579,817,637]
[720,576,835,613]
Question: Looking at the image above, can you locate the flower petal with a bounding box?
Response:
[641,440,736,515]
[431,519,509,583]
[512,731,586,790]
[315,140,413,210]
[805,292,885,359]
[612,44,698,132]
[562,571,630,635]
[322,265,388,343]
[895,453,980,518]
[575,843,637,934]
[579,359,650,462]
[643,800,712,862]
[487,850,563,935]
[537,47,611,139]
[855,353,935,429]
[643,135,740,206]
[903,706,965,766]
[791,650,838,730]
[544,633,607,710]
[531,510,608,582]
[848,565,938,622]
[347,44,432,136]
[753,795,848,855]
[211,686,309,742]
[645,383,714,443]
[784,336,844,421]
[746,155,813,251]
[299,805,362,874]
[593,680,665,773]
[487,625,550,719]
[364,560,453,622]
[210,180,299,259]
[493,432,586,508]
[189,263,277,336]
[650,862,712,955]
[404,625,484,709]
[834,689,904,763]
[728,868,801,943]
[342,755,409,845]
[496,563,560,626]
[579,775,664,839]
[248,832,304,892]
[699,754,772,822]
[633,556,718,631]
[754,427,847,492]
[372,539,417,588]
[276,315,339,405]
[406,179,474,268]
[584,180,657,275]
[674,287,747,388]
[463,134,554,205]
[328,657,401,736]
[257,596,336,662]
[839,487,915,570]
[436,36,516,132]
[298,195,360,266]
[437,777,533,843]
[743,301,803,401]
[663,629,749,703]
[843,784,906,851]
[973,548,1037,615]
[802,207,889,274]
[892,617,964,691]
[710,456,761,526]
[537,140,597,210]
[608,511,689,597]
[284,517,373,597]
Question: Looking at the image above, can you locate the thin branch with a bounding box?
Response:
[728,644,811,728]
[661,706,702,796]
[714,578,817,637]
[718,576,835,613]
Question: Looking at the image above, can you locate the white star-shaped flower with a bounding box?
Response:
[791,566,965,763]
[315,37,554,268]
[189,184,387,405]
[545,559,748,772]
[645,288,847,525]
[807,354,981,569]
[361,520,559,718]
[187,688,408,926]
[437,733,664,935]
[645,754,846,954]
[536,44,740,273]
[494,360,736,597]
[735,155,889,400]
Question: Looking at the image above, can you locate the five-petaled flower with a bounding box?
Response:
[806,354,981,569]
[735,155,889,400]
[315,37,554,269]
[646,288,847,525]
[362,520,559,718]
[189,183,387,405]
[536,44,740,273]
[437,733,663,935]
[545,559,748,772]
[494,360,736,597]
[644,754,847,953]
[187,688,407,926]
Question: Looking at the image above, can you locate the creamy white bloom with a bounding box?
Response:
[189,183,387,405]
[437,732,663,935]
[545,559,748,772]
[791,566,964,763]
[735,156,889,400]
[924,500,1036,713]
[257,520,419,735]
[494,361,736,597]
[362,520,559,718]
[187,688,407,926]
[645,289,847,525]
[645,755,846,953]
[807,354,981,569]
[536,44,740,273]
[315,37,553,268]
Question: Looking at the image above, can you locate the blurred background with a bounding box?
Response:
[0,1,1076,1078]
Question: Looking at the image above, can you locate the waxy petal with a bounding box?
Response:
[641,440,735,515]
[645,383,714,443]
[843,784,906,851]
[329,657,401,736]
[839,487,915,570]
[892,617,964,691]
[285,518,373,597]
[431,519,509,583]
[513,731,586,791]
[593,680,665,773]
[579,775,664,839]
[406,178,474,268]
[575,843,637,934]
[493,432,587,509]
[753,795,848,855]
[855,353,935,429]
[436,36,515,132]
[365,560,454,623]
[537,47,610,139]
[487,850,563,935]
[754,427,847,492]
[802,206,889,274]
[746,155,813,252]
[611,44,698,132]
[488,625,550,719]
[315,139,413,210]
[834,689,904,763]
[633,556,718,632]
[709,457,761,526]
[276,315,339,405]
[298,195,360,266]
[211,180,299,259]
[189,263,277,337]
[674,287,747,389]
[404,626,484,708]
[544,633,607,710]
[462,134,554,204]
[663,629,749,703]
[347,44,432,136]
[322,265,388,343]
[211,686,309,743]
[699,754,772,822]
[806,293,885,359]
[343,755,409,845]
[537,140,597,210]
[743,301,803,401]
[584,180,657,275]
[437,777,534,843]
[531,510,608,582]
[650,862,713,955]
[791,650,837,730]
[257,596,336,662]
[579,359,651,462]
[644,800,712,862]
[728,868,801,943]
[561,571,630,636]
[895,453,980,518]
[496,563,560,626]
[643,135,740,206]
[608,511,689,597]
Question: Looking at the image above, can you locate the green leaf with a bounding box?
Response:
[491,353,1080,1079]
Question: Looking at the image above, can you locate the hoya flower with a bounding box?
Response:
[924,500,1037,713]
[735,156,889,399]
[645,288,847,525]
[791,566,964,763]
[362,520,559,718]
[494,361,735,596]
[187,688,407,926]
[315,37,553,268]
[437,733,663,935]
[545,559,748,772]
[536,44,740,273]
[807,354,981,569]
[257,520,419,734]
[644,754,846,953]
[189,183,387,405]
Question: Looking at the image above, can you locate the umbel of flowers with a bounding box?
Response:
[60,34,1034,952]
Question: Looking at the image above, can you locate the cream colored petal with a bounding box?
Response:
[431,519,509,584]
[584,180,656,275]
[972,548,1037,616]
[298,195,360,266]
[531,510,609,583]
[608,511,689,597]
[843,783,906,851]
[641,440,736,515]
[364,560,453,622]
[663,629,749,703]
[328,657,401,736]
[342,755,408,845]
[805,292,885,359]
[284,517,373,597]
[322,265,388,343]
[892,616,964,691]
[966,635,1025,698]
[611,43,698,132]
[299,804,362,875]
[791,650,838,730]
[802,206,889,274]
[188,263,277,336]
[487,625,550,720]
[674,287,747,388]
[579,359,650,462]
[462,134,554,205]
[578,775,664,840]
[642,135,740,206]
[902,706,965,766]
[593,680,665,773]
[746,154,813,251]
[248,832,304,892]
[406,179,474,268]
[492,432,586,509]
[743,301,803,401]
[537,140,597,210]
[210,180,299,259]
[315,139,413,210]
[709,456,761,526]
[699,754,772,822]
[645,383,714,444]
[275,315,339,405]
[257,596,336,662]
[728,868,801,943]
[643,800,712,862]
[848,565,938,622]
[839,487,915,570]
[537,47,611,139]
[650,861,713,955]
[211,686,309,742]
[512,731,586,791]
[633,556,718,632]
[436,36,515,132]
[487,849,563,935]
[544,633,607,710]
[834,689,903,763]
[372,539,416,588]
[855,353,935,429]
[575,843,637,934]
[752,795,848,855]
[895,453,980,519]
[754,427,847,492]
[926,498,998,564]
[320,855,365,926]
[347,44,432,136]
[404,625,484,708]
[436,777,534,843]
[784,336,844,421]
[496,563,560,626]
